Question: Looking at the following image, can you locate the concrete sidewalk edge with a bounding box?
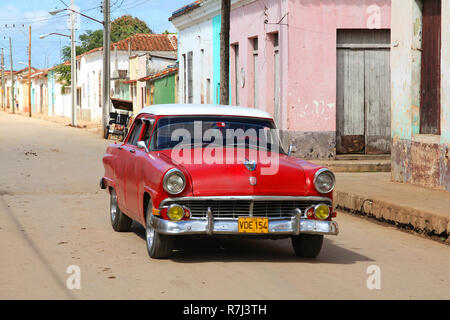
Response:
[334,190,450,241]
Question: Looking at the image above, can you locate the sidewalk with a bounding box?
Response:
[334,172,450,242]
[3,110,102,133]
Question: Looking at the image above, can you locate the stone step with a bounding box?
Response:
[335,154,391,161]
[310,159,391,173]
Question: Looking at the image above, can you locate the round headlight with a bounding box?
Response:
[167,204,185,221]
[314,204,330,220]
[163,168,186,195]
[314,169,335,194]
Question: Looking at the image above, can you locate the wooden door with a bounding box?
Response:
[420,0,441,135]
[336,29,391,154]
[364,48,391,154]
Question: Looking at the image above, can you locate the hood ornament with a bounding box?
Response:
[249,176,257,186]
[243,159,257,171]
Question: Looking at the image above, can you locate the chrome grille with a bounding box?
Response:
[162,198,331,219]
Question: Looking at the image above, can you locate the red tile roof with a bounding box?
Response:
[79,33,177,59]
[138,67,178,82]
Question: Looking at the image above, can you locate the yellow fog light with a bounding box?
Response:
[167,204,184,221]
[314,204,330,220]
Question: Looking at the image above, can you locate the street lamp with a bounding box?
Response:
[49,3,109,135]
[40,33,71,39]
[49,7,104,25]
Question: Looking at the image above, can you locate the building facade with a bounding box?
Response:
[391,0,449,190]
[31,69,49,116]
[139,67,179,105]
[72,33,177,122]
[171,0,391,159]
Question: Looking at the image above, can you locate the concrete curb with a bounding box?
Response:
[310,160,391,172]
[334,190,450,240]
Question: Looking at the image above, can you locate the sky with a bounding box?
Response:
[0,0,189,70]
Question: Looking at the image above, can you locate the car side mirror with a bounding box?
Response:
[287,144,297,156]
[137,141,149,153]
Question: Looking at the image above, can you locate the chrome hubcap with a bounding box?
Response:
[110,191,118,222]
[146,218,155,250]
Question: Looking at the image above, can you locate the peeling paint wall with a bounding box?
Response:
[229,0,390,159]
[391,0,450,191]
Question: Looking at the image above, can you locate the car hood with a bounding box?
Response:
[159,148,314,197]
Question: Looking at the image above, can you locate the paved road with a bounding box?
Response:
[0,111,449,299]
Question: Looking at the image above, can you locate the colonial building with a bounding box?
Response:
[138,66,179,106]
[170,0,392,159]
[75,33,177,122]
[31,69,49,115]
[126,50,177,114]
[391,0,449,190]
[14,67,38,113]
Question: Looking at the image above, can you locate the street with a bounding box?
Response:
[0,111,449,300]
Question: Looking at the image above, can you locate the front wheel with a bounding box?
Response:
[291,234,324,258]
[145,203,173,259]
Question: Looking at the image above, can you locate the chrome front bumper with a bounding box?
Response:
[150,214,339,236]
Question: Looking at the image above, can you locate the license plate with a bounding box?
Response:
[238,217,269,233]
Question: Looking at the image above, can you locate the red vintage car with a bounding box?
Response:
[100,104,338,259]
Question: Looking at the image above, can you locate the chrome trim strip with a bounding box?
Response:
[206,207,213,235]
[150,215,339,236]
[160,195,332,207]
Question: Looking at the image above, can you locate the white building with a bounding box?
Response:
[74,33,177,122]
[170,0,218,105]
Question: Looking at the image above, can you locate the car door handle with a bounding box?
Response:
[118,146,123,150]
[129,149,135,154]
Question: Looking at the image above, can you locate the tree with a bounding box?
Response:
[111,15,152,42]
[54,63,71,94]
[79,29,104,53]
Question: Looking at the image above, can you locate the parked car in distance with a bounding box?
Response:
[100,104,338,259]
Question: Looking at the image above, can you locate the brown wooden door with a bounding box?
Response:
[420,0,441,135]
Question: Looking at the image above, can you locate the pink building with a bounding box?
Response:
[229,0,391,159]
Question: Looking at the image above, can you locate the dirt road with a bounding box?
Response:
[0,111,449,299]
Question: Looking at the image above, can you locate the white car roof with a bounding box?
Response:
[138,104,273,119]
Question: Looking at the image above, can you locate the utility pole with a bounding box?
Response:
[9,37,14,114]
[1,48,5,110]
[219,0,231,105]
[71,0,77,127]
[28,26,32,118]
[102,0,111,136]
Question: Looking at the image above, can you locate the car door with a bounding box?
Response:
[125,117,155,217]
[116,117,145,218]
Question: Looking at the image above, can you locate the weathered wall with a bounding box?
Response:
[391,0,450,191]
[176,16,214,105]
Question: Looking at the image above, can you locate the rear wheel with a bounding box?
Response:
[109,189,132,232]
[291,234,324,258]
[104,125,110,140]
[145,202,173,259]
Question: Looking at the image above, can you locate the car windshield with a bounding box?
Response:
[150,116,286,154]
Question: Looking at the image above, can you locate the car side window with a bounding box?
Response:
[127,119,143,146]
[142,119,155,147]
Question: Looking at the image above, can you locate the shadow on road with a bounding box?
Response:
[130,222,373,265]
